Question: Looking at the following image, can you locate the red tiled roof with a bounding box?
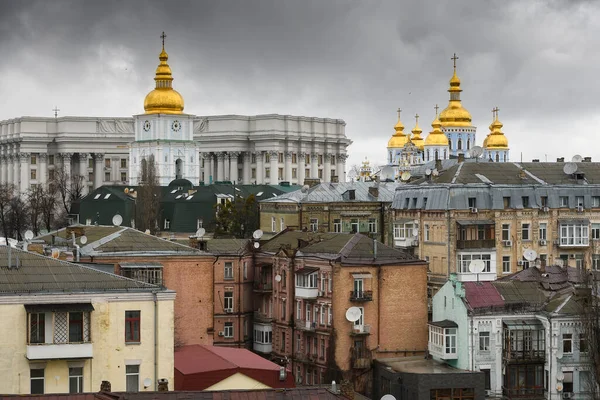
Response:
[175,345,282,375]
[463,281,504,309]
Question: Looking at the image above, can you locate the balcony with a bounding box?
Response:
[428,321,457,360]
[351,347,372,369]
[502,388,545,398]
[350,290,373,302]
[295,287,319,299]
[350,324,371,336]
[27,343,93,360]
[456,239,496,249]
[296,319,317,331]
[253,311,273,323]
[253,282,273,293]
[253,342,272,354]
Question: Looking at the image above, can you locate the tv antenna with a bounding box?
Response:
[345,307,362,322]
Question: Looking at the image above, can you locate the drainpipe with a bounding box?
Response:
[238,255,243,347]
[153,290,158,390]
[470,317,474,371]
[377,264,381,349]
[447,210,452,276]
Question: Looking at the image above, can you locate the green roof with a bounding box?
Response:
[0,246,161,294]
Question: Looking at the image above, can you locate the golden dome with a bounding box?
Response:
[424,115,449,146]
[410,114,425,150]
[439,56,472,128]
[485,112,509,149]
[144,34,184,115]
[387,108,409,148]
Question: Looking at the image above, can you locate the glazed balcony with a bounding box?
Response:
[349,290,373,302]
[253,281,273,293]
[456,239,496,249]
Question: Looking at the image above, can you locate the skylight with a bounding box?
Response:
[186,195,194,200]
[171,189,178,194]
[94,194,101,200]
[176,195,183,199]
[104,194,111,199]
[256,192,264,196]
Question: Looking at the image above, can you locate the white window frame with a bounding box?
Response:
[310,218,318,232]
[333,219,342,233]
[354,307,364,326]
[560,196,569,207]
[271,216,276,232]
[593,255,600,271]
[424,224,430,241]
[296,301,302,319]
[30,368,45,394]
[368,218,377,233]
[501,224,510,241]
[320,305,325,325]
[479,331,490,351]
[224,322,234,338]
[539,222,547,240]
[593,196,600,207]
[163,219,170,230]
[327,306,332,325]
[125,365,139,392]
[521,223,531,241]
[563,333,573,354]
[69,366,84,393]
[280,217,285,232]
[224,291,233,312]
[576,196,584,207]
[560,223,590,246]
[502,256,511,274]
[458,253,492,273]
[224,262,233,279]
[592,223,600,240]
[393,222,414,239]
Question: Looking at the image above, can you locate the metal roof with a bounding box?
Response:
[429,319,458,328]
[260,181,399,204]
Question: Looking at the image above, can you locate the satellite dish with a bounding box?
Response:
[523,249,538,261]
[301,185,310,193]
[381,395,397,400]
[253,241,260,249]
[471,146,484,158]
[144,229,151,234]
[275,274,282,282]
[112,214,123,227]
[425,168,432,176]
[412,228,419,237]
[563,162,577,175]
[380,166,394,181]
[345,307,362,322]
[24,230,34,241]
[195,228,206,238]
[124,188,129,194]
[51,248,60,259]
[253,229,264,240]
[143,377,152,388]
[468,260,486,274]
[400,171,411,181]
[556,383,563,392]
[556,372,564,381]
[432,168,439,176]
[80,235,88,245]
[572,154,583,163]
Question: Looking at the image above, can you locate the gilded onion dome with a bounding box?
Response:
[485,109,509,149]
[424,114,449,146]
[439,54,472,128]
[387,108,409,148]
[410,114,425,150]
[144,32,185,114]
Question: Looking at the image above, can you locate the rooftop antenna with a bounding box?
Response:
[468,260,485,283]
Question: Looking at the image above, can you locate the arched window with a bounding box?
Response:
[175,158,183,179]
[503,154,507,162]
[467,139,470,150]
[435,150,439,160]
[495,153,500,162]
[457,139,462,150]
[443,149,447,159]
[448,140,452,150]
[427,150,430,161]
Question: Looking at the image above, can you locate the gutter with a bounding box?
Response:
[153,290,158,390]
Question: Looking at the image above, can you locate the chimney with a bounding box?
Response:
[435,159,443,172]
[540,257,546,274]
[339,380,355,399]
[557,157,564,162]
[100,380,112,392]
[532,159,539,163]
[458,153,465,163]
[304,178,320,188]
[331,175,339,183]
[584,157,592,162]
[157,378,169,391]
[368,186,379,198]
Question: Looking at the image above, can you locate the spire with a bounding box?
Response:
[424,107,449,146]
[394,108,405,133]
[438,53,472,128]
[388,107,408,148]
[411,113,424,150]
[485,106,509,149]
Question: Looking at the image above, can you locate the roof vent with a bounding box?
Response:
[532,159,539,163]
[557,157,565,162]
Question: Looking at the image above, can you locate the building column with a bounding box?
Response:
[255,151,264,184]
[269,151,279,184]
[310,152,318,179]
[0,155,5,185]
[19,153,30,192]
[6,155,13,186]
[298,152,306,185]
[61,152,72,181]
[207,153,214,184]
[13,153,20,191]
[324,153,332,183]
[216,152,225,182]
[242,152,251,184]
[229,152,239,184]
[336,153,347,182]
[39,153,48,186]
[93,153,104,189]
[79,153,89,195]
[284,151,292,183]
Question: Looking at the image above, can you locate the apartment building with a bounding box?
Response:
[252,230,428,393]
[0,246,175,394]
[391,161,600,292]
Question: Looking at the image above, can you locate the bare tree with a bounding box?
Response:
[26,185,45,235]
[52,168,85,216]
[347,164,361,182]
[7,196,29,241]
[135,155,161,234]
[0,183,15,243]
[40,184,59,232]
[579,271,600,398]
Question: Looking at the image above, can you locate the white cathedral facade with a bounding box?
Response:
[0,34,351,193]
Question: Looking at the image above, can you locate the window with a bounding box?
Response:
[579,334,587,353]
[593,196,600,207]
[576,196,584,207]
[296,272,318,289]
[503,196,511,209]
[468,197,476,209]
[281,332,286,351]
[320,338,326,358]
[224,322,234,338]
[121,172,127,182]
[328,306,332,325]
[560,196,569,207]
[333,219,341,233]
[31,169,37,180]
[121,159,127,168]
[350,218,359,233]
[502,224,510,241]
[562,333,572,353]
[271,216,276,232]
[310,218,318,232]
[522,196,529,208]
[31,368,45,394]
[253,328,272,345]
[29,313,45,344]
[282,269,287,288]
[280,217,285,231]
[69,367,83,393]
[320,305,325,325]
[424,224,430,241]
[296,301,302,319]
[125,311,141,343]
[563,371,573,393]
[521,223,531,241]
[393,222,414,239]
[251,168,256,179]
[121,266,163,285]
[446,328,457,354]
[423,197,428,208]
[306,303,311,322]
[163,219,170,230]
[482,369,491,391]
[593,255,600,271]
[89,158,94,168]
[224,291,233,312]
[592,223,600,240]
[49,169,55,180]
[125,365,139,392]
[224,262,233,280]
[281,299,286,320]
[69,312,84,342]
[278,167,283,180]
[502,256,511,274]
[539,223,547,240]
[353,278,364,298]
[560,223,590,246]
[354,307,364,326]
[458,253,492,273]
[479,331,490,351]
[105,159,111,168]
[265,168,270,178]
[368,218,377,233]
[49,154,54,165]
[243,261,247,280]
[197,218,203,229]
[292,168,297,178]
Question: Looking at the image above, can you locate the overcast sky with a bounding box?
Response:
[1,0,598,168]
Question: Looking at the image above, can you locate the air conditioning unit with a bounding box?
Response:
[539,239,547,246]
[577,205,584,212]
[553,239,560,245]
[563,393,573,399]
[225,308,233,314]
[503,240,512,247]
[470,207,478,213]
[318,290,324,297]
[412,239,419,246]
[218,331,224,337]
[542,206,550,212]
[485,390,492,397]
[570,254,576,259]
[517,260,524,266]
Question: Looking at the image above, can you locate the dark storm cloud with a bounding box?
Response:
[1,0,599,167]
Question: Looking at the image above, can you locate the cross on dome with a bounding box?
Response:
[397,108,402,119]
[434,104,439,116]
[451,53,459,70]
[161,31,167,48]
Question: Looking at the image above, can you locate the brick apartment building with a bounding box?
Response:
[252,230,428,393]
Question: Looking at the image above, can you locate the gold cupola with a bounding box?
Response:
[485,108,509,149]
[424,112,449,146]
[439,53,472,128]
[410,114,425,150]
[387,108,409,148]
[144,32,185,114]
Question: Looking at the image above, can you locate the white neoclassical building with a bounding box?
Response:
[0,34,351,193]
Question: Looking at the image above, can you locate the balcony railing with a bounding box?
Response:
[295,286,319,299]
[503,349,545,363]
[428,341,457,360]
[350,290,373,302]
[295,319,317,331]
[253,311,273,323]
[502,387,545,398]
[253,282,273,292]
[350,324,371,336]
[350,347,372,369]
[456,239,496,249]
